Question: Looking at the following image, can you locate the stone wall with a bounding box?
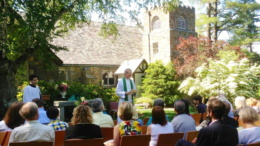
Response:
[142,5,197,64]
[58,65,119,87]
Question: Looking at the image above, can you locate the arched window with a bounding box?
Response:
[102,71,115,86]
[152,17,161,30]
[178,16,186,29]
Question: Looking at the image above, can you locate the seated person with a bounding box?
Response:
[195,99,238,146]
[47,106,69,130]
[32,98,50,124]
[192,95,207,113]
[106,101,141,146]
[177,100,238,146]
[65,105,102,140]
[92,98,114,127]
[233,96,247,117]
[147,99,169,126]
[0,102,25,131]
[171,100,196,138]
[147,106,173,146]
[222,101,238,128]
[132,107,143,126]
[238,106,260,145]
[9,102,55,143]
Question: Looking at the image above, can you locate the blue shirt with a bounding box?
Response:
[196,103,207,113]
[38,108,50,124]
[147,115,170,126]
[239,127,260,145]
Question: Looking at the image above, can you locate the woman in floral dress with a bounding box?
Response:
[105,101,141,146]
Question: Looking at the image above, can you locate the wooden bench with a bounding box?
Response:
[66,138,103,146]
[135,103,149,109]
[9,141,53,146]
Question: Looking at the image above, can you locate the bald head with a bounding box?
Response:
[19,102,39,121]
[124,68,132,79]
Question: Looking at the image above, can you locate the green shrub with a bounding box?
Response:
[141,60,185,106]
[135,97,154,107]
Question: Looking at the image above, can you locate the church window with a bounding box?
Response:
[153,42,158,55]
[178,16,186,29]
[102,71,115,86]
[152,17,161,30]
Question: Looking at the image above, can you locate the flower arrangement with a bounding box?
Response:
[57,83,68,92]
[75,97,88,106]
[80,97,88,106]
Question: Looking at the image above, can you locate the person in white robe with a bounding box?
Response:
[116,68,137,123]
[23,75,41,103]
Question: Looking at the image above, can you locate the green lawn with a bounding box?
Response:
[138,109,176,121]
[137,107,198,121]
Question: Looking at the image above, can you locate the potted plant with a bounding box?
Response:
[57,83,69,98]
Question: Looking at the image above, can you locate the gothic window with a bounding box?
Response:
[178,16,186,29]
[102,71,115,86]
[153,42,158,55]
[152,17,161,30]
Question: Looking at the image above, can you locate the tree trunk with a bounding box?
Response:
[207,2,212,41]
[213,0,218,42]
[0,70,17,119]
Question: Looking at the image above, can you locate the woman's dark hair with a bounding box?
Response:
[47,106,59,119]
[4,102,25,129]
[181,98,191,115]
[152,106,167,126]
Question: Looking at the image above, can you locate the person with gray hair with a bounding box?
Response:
[9,102,55,145]
[115,68,137,123]
[171,100,196,138]
[218,93,234,118]
[92,98,114,127]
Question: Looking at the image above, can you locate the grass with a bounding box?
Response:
[138,108,176,121]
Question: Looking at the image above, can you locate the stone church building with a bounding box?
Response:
[28,5,196,96]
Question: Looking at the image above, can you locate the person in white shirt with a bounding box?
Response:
[23,75,41,103]
[92,98,114,127]
[116,68,137,123]
[9,102,55,145]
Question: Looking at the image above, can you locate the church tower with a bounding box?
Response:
[141,5,197,64]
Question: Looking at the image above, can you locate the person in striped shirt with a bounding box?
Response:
[47,106,69,130]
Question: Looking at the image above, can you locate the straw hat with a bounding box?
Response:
[132,107,138,120]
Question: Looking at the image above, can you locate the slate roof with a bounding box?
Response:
[51,22,143,65]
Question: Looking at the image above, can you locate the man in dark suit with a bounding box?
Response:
[195,99,238,146]
[222,101,238,128]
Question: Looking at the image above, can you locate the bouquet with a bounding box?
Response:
[57,83,68,92]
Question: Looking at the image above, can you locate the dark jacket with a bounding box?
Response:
[64,124,103,141]
[196,104,207,113]
[223,115,238,128]
[195,120,238,146]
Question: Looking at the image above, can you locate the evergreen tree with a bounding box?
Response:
[141,60,182,106]
[227,0,260,53]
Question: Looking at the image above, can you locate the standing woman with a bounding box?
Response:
[64,105,102,140]
[0,102,25,131]
[146,106,173,146]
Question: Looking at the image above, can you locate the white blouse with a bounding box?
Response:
[0,120,12,132]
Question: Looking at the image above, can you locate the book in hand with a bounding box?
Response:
[129,89,137,94]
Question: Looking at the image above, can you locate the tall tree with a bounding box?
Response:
[0,0,179,117]
[196,0,242,42]
[173,36,244,78]
[227,0,260,53]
